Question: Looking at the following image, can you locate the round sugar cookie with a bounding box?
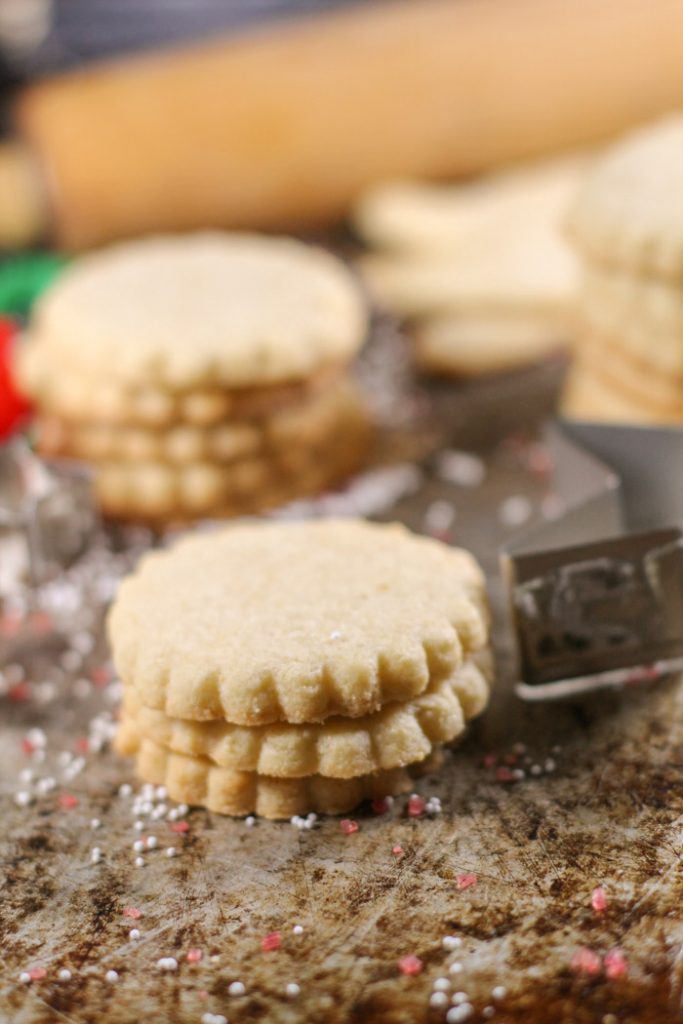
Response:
[23,232,367,391]
[116,730,436,819]
[569,117,683,279]
[120,655,490,779]
[108,520,489,725]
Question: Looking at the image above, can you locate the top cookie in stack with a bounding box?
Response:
[16,233,370,524]
[110,519,492,819]
[353,157,582,377]
[563,118,683,424]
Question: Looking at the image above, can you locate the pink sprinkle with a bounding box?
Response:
[371,797,391,815]
[398,955,423,976]
[28,967,47,981]
[495,766,516,783]
[340,819,359,835]
[186,948,203,964]
[122,907,142,920]
[571,947,602,976]
[604,948,628,980]
[170,821,189,834]
[74,737,90,755]
[407,795,426,818]
[0,613,21,637]
[58,794,79,810]
[261,931,281,952]
[456,873,477,891]
[9,683,31,702]
[482,753,497,768]
[90,665,112,686]
[21,738,35,756]
[591,886,608,912]
[392,844,404,857]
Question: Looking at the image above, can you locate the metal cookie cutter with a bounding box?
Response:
[502,420,683,700]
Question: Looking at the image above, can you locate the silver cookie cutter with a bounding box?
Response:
[501,420,683,699]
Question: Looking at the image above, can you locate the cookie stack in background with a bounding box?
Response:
[15,233,370,525]
[563,118,683,424]
[353,156,583,378]
[110,520,492,819]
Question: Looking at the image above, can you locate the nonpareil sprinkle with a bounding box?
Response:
[398,954,423,976]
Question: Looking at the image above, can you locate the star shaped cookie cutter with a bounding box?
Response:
[501,420,683,699]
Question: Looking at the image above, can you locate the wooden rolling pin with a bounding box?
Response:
[3,0,683,250]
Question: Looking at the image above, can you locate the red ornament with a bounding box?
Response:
[0,318,31,440]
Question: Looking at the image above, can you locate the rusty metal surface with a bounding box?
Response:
[2,357,683,1024]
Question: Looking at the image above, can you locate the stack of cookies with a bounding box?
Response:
[16,233,370,524]
[110,519,492,819]
[563,118,683,424]
[353,156,582,377]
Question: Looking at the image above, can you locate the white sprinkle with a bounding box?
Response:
[442,936,461,951]
[228,981,246,996]
[129,929,140,941]
[19,769,33,784]
[452,992,469,1004]
[133,840,145,853]
[151,805,166,820]
[176,804,188,815]
[292,925,304,935]
[156,957,178,971]
[492,985,507,1000]
[27,728,46,748]
[90,847,102,865]
[167,808,179,821]
[146,836,157,850]
[447,1004,473,1023]
[245,816,255,828]
[105,970,119,982]
[58,969,72,981]
[483,1009,495,1020]
[329,630,342,640]
[90,818,101,830]
[118,784,132,798]
[436,450,485,488]
[135,856,145,868]
[155,786,167,800]
[430,992,449,1009]
[544,758,556,773]
[201,1015,227,1024]
[15,791,33,807]
[36,776,56,794]
[165,847,176,858]
[449,962,463,975]
[134,820,145,832]
[530,764,542,777]
[19,972,31,984]
[433,978,451,991]
[286,983,300,998]
[499,495,532,527]
[423,499,456,535]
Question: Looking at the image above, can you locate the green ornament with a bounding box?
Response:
[0,251,67,317]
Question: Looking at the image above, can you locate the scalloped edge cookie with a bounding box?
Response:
[119,655,490,779]
[108,520,489,725]
[116,731,440,818]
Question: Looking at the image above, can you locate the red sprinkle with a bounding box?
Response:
[21,738,35,756]
[122,907,142,920]
[58,794,79,810]
[407,795,426,818]
[604,948,628,980]
[371,797,391,815]
[340,819,359,835]
[398,954,423,976]
[261,931,282,952]
[74,738,90,755]
[482,753,497,768]
[456,873,477,891]
[186,948,203,964]
[90,665,112,687]
[392,844,404,857]
[591,886,608,912]
[170,821,190,834]
[9,683,31,702]
[28,967,47,981]
[571,947,602,976]
[495,766,516,784]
